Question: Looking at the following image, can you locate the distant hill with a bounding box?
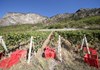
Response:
[0,8,100,27]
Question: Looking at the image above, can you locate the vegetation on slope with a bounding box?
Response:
[0,31,50,51]
[44,16,100,29]
[0,16,100,32]
[0,30,100,52]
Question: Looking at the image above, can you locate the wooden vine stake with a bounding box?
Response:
[27,36,33,64]
[80,35,90,54]
[58,35,62,62]
[84,36,90,54]
[0,36,8,52]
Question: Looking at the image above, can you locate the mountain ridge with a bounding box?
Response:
[0,8,100,26]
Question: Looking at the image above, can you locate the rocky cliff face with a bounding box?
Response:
[0,12,47,26]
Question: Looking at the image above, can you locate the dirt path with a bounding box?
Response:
[37,28,84,31]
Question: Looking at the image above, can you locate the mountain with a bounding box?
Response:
[73,8,100,19]
[44,8,100,24]
[0,8,100,26]
[0,12,47,26]
[43,8,100,29]
[43,13,72,24]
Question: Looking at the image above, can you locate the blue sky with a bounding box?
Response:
[0,0,100,18]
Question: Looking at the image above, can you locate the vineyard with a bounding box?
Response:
[0,30,100,70]
[0,32,50,51]
[0,30,100,52]
[58,30,100,45]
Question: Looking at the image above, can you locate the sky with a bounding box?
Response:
[0,0,100,18]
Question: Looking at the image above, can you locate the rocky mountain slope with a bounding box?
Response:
[0,8,100,26]
[0,12,47,26]
[73,8,100,19]
[44,8,100,24]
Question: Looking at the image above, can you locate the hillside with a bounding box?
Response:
[0,15,100,32]
[0,12,47,26]
[44,8,100,29]
[0,8,100,28]
[44,16,100,29]
[44,8,100,23]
